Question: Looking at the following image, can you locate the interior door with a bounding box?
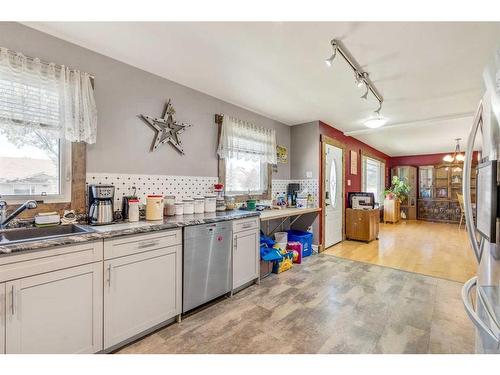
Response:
[324,143,344,248]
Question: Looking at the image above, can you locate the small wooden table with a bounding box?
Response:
[346,208,379,242]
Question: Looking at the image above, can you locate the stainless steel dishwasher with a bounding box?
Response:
[183,222,232,313]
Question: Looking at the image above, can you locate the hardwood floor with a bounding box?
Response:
[324,220,477,283]
[117,255,474,354]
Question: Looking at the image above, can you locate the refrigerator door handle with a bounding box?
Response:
[462,276,500,345]
[463,100,483,263]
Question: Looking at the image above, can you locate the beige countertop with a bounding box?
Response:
[259,207,321,221]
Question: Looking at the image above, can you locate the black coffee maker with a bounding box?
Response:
[88,185,115,225]
[121,187,137,220]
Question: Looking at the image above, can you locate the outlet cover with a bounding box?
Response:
[306,171,313,178]
[347,179,351,186]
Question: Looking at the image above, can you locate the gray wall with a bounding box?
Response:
[290,121,319,180]
[0,22,291,179]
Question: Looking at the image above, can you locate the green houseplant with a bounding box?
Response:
[384,176,411,203]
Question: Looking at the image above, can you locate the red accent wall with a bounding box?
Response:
[319,120,391,198]
[390,152,479,168]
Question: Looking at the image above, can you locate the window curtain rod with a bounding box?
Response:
[1,46,95,80]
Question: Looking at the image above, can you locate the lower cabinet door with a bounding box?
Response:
[0,283,5,354]
[233,229,259,289]
[103,246,182,349]
[5,263,103,354]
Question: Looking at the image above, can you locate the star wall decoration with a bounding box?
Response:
[140,99,192,154]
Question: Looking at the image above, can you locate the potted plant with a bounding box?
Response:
[384,176,411,202]
[383,176,411,223]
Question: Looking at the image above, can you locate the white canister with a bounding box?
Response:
[146,195,164,220]
[204,194,217,213]
[164,195,176,216]
[183,198,194,215]
[128,199,140,222]
[174,201,184,216]
[194,196,205,214]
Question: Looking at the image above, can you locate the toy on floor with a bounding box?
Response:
[287,241,303,264]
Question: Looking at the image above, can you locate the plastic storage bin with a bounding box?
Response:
[287,230,313,257]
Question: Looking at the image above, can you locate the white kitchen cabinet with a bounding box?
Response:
[103,245,182,349]
[5,263,103,354]
[232,218,260,290]
[0,283,5,354]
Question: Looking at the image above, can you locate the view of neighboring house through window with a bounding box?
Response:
[362,155,386,204]
[0,130,61,197]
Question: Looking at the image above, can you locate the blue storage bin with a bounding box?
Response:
[287,230,313,257]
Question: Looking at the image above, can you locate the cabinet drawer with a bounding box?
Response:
[104,229,181,260]
[0,241,103,283]
[233,217,259,233]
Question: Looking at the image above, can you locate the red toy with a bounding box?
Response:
[287,241,303,264]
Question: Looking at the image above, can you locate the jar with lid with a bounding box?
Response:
[163,195,176,216]
[146,195,164,221]
[128,199,140,222]
[183,198,194,215]
[194,196,205,214]
[204,194,217,213]
[174,201,184,216]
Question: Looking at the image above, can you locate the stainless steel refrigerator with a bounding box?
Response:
[462,48,500,354]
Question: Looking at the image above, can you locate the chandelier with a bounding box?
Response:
[443,138,465,163]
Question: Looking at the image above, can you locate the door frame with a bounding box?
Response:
[320,134,346,251]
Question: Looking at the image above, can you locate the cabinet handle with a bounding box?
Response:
[241,223,254,229]
[234,237,237,251]
[11,285,15,316]
[107,264,113,286]
[138,240,159,249]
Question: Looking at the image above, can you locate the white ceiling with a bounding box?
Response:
[23,22,500,156]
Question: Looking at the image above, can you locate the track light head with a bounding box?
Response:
[325,45,337,67]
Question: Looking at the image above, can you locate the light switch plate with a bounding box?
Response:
[347,180,351,186]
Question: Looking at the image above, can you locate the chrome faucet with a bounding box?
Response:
[0,200,38,229]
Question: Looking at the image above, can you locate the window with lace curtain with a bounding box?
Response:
[0,47,97,202]
[361,154,386,204]
[217,116,277,199]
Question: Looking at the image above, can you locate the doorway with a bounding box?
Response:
[322,139,344,248]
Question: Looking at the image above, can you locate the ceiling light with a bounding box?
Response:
[443,138,464,163]
[325,55,335,67]
[324,45,337,67]
[364,117,387,129]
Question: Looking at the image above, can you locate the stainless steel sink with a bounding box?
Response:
[0,224,95,245]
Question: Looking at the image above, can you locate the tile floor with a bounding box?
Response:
[118,254,474,354]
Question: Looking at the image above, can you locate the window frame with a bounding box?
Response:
[361,152,386,204]
[0,136,72,204]
[218,157,272,202]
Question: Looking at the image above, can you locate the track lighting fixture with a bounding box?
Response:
[325,38,384,118]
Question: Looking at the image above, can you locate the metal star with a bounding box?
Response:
[140,99,192,154]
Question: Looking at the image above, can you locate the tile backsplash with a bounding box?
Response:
[86,173,218,207]
[86,173,319,208]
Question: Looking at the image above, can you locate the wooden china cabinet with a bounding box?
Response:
[391,166,417,220]
[417,163,476,223]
